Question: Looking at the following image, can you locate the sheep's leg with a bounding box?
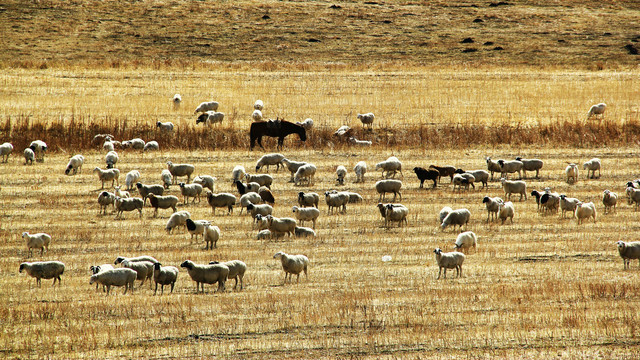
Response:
[437,268,442,279]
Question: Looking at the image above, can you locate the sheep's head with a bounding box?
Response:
[292,206,298,213]
[153,263,162,270]
[497,160,505,167]
[114,257,126,265]
[180,260,194,269]
[196,113,208,124]
[273,251,285,259]
[482,196,490,203]
[515,157,523,161]
[617,241,626,252]
[454,168,465,174]
[433,248,443,255]
[179,182,185,188]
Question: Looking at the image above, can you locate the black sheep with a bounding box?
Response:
[413,167,440,188]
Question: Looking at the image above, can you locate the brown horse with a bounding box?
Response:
[249,119,307,151]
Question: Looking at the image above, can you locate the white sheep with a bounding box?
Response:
[122,138,145,150]
[458,169,489,188]
[197,111,225,125]
[114,255,159,266]
[105,151,119,169]
[433,248,465,279]
[497,201,514,224]
[136,182,164,204]
[0,142,13,162]
[602,190,618,214]
[89,268,137,295]
[575,202,596,224]
[193,175,217,192]
[515,157,543,178]
[203,224,221,250]
[294,226,317,238]
[92,134,114,147]
[294,163,317,186]
[93,167,120,189]
[90,264,115,292]
[246,203,273,220]
[500,178,527,201]
[273,251,309,284]
[357,112,375,130]
[157,121,175,132]
[566,163,579,184]
[167,161,195,184]
[587,103,606,120]
[180,260,229,293]
[485,157,502,180]
[441,208,471,231]
[617,241,640,270]
[239,192,263,214]
[334,125,352,139]
[254,214,269,231]
[153,263,179,295]
[114,186,130,198]
[452,173,474,192]
[382,203,409,228]
[375,179,402,202]
[482,196,503,223]
[161,169,173,189]
[194,101,219,114]
[281,158,307,182]
[375,156,403,179]
[354,161,367,183]
[252,109,263,122]
[324,191,349,214]
[497,159,523,179]
[209,260,247,290]
[103,140,115,152]
[143,141,159,152]
[121,259,154,289]
[166,211,191,234]
[185,218,210,242]
[348,136,372,146]
[292,206,320,229]
[22,232,51,257]
[147,193,179,217]
[231,165,246,184]
[626,187,640,211]
[438,206,452,224]
[256,153,285,172]
[453,231,477,254]
[295,118,313,131]
[335,165,347,185]
[29,140,47,162]
[19,261,65,287]
[172,94,181,110]
[207,192,237,215]
[244,173,273,188]
[583,158,601,179]
[179,182,203,204]
[24,148,35,165]
[114,196,144,219]
[559,195,580,218]
[124,170,141,190]
[97,191,116,215]
[266,215,297,237]
[254,99,264,110]
[64,154,84,175]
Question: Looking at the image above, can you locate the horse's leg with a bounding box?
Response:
[258,136,265,150]
[278,136,284,150]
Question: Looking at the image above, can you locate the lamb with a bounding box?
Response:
[207,192,237,215]
[90,264,115,291]
[413,167,439,189]
[296,118,313,131]
[375,156,403,179]
[167,161,195,184]
[196,111,225,125]
[0,142,13,162]
[231,165,246,184]
[438,206,453,224]
[23,148,35,165]
[357,112,375,130]
[209,260,246,290]
[143,141,159,152]
[298,192,320,208]
[375,179,402,202]
[254,99,264,110]
[452,173,474,191]
[203,224,221,250]
[256,229,277,240]
[152,263,179,295]
[89,268,137,295]
[324,191,349,214]
[121,259,154,288]
[485,157,502,180]
[256,153,285,172]
[114,196,144,219]
[566,163,579,184]
[515,157,543,178]
[441,208,471,231]
[194,101,219,114]
[247,203,274,220]
[383,203,409,228]
[258,186,275,205]
[173,94,181,109]
[500,178,527,201]
[348,136,372,146]
[19,261,65,287]
[179,182,203,204]
[239,192,263,214]
[161,169,173,189]
[97,191,116,215]
[497,201,514,224]
[193,175,217,192]
[294,163,317,186]
[292,206,320,229]
[281,158,307,182]
[93,167,120,189]
[22,232,51,257]
[136,182,165,204]
[157,121,174,132]
[587,103,606,120]
[114,255,159,266]
[254,214,269,231]
[114,185,129,198]
[64,154,84,175]
[165,211,191,234]
[433,248,465,279]
[29,140,47,162]
[185,219,210,242]
[147,193,179,217]
[602,190,618,214]
[531,190,543,211]
[626,187,640,211]
[124,170,141,191]
[244,173,273,188]
[583,158,601,179]
[482,196,504,222]
[180,260,229,293]
[336,165,347,185]
[122,138,145,150]
[266,215,297,237]
[575,202,596,224]
[294,226,317,238]
[616,241,640,269]
[346,191,363,203]
[273,251,309,284]
[559,195,580,218]
[453,231,477,254]
[429,164,456,183]
[497,159,523,179]
[354,161,367,183]
[252,109,263,122]
[105,151,119,168]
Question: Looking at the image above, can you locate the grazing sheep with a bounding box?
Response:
[122,138,145,150]
[294,164,317,186]
[292,206,320,229]
[121,259,154,288]
[281,158,307,182]
[147,194,179,217]
[497,201,515,224]
[324,191,349,214]
[583,158,601,179]
[345,191,363,203]
[29,140,47,162]
[247,203,274,220]
[602,189,618,214]
[413,167,439,189]
[166,211,191,234]
[90,264,115,291]
[515,157,543,178]
[136,182,165,205]
[433,248,465,279]
[114,196,144,219]
[22,232,51,257]
[485,157,502,180]
[566,163,579,183]
[196,111,225,126]
[153,263,179,295]
[192,175,216,192]
[64,155,84,175]
[500,178,527,201]
[256,229,276,240]
[254,100,264,110]
[376,156,403,179]
[114,255,159,266]
[254,214,269,231]
[231,165,246,184]
[123,170,141,191]
[429,164,456,183]
[273,251,309,284]
[244,173,273,188]
[438,206,453,224]
[89,268,137,295]
[194,101,219,114]
[587,103,606,120]
[173,94,181,109]
[559,195,580,218]
[239,192,263,214]
[185,219,210,242]
[452,173,474,192]
[375,179,402,202]
[207,192,237,215]
[383,203,409,228]
[294,226,317,238]
[161,169,173,189]
[180,260,229,293]
[298,192,320,208]
[296,118,313,131]
[179,182,203,204]
[441,208,471,231]
[357,112,375,130]
[167,161,195,184]
[575,202,596,224]
[497,159,523,179]
[157,121,174,132]
[97,191,116,215]
[234,180,260,195]
[354,161,367,183]
[454,231,477,254]
[0,142,13,162]
[258,186,275,205]
[482,196,504,223]
[266,215,297,237]
[457,169,489,189]
[348,136,372,146]
[616,241,640,270]
[203,224,221,250]
[105,151,119,169]
[209,260,247,290]
[23,148,35,165]
[143,141,159,152]
[256,153,285,172]
[19,261,65,287]
[252,109,263,122]
[336,165,347,185]
[93,167,120,189]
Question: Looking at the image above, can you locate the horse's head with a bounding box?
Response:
[298,125,307,142]
[196,113,208,124]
